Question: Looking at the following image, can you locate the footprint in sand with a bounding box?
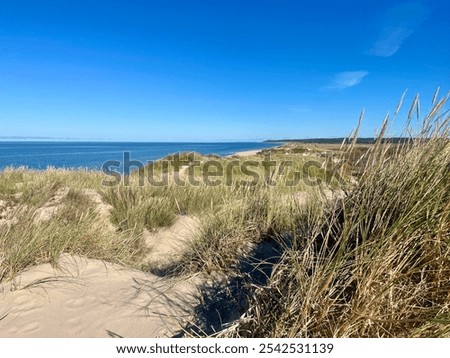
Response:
[65,297,87,309]
[17,322,40,334]
[8,296,38,316]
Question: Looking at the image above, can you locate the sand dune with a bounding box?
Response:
[0,187,203,338]
[0,254,199,338]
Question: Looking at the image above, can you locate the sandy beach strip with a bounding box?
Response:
[228,144,283,157]
[229,149,262,157]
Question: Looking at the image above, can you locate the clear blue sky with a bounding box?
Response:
[0,0,448,141]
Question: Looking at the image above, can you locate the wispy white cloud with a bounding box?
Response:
[370,2,431,57]
[326,71,369,90]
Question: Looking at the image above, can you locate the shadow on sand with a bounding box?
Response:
[181,235,290,336]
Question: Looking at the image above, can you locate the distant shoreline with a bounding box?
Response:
[265,137,415,144]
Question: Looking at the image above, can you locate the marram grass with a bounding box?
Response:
[219,92,450,338]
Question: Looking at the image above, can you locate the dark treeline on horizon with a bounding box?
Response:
[265,137,426,144]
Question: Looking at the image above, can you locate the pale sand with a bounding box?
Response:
[144,215,200,270]
[228,149,262,157]
[229,144,284,157]
[0,254,200,338]
[33,186,69,222]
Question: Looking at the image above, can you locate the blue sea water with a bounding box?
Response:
[0,142,279,170]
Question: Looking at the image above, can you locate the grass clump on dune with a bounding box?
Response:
[0,179,147,283]
[173,183,313,276]
[178,189,270,275]
[102,186,177,233]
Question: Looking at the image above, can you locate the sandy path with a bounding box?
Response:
[0,254,199,338]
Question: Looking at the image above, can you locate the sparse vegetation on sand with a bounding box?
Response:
[0,93,449,337]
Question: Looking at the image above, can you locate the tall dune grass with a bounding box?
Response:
[220,92,450,337]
